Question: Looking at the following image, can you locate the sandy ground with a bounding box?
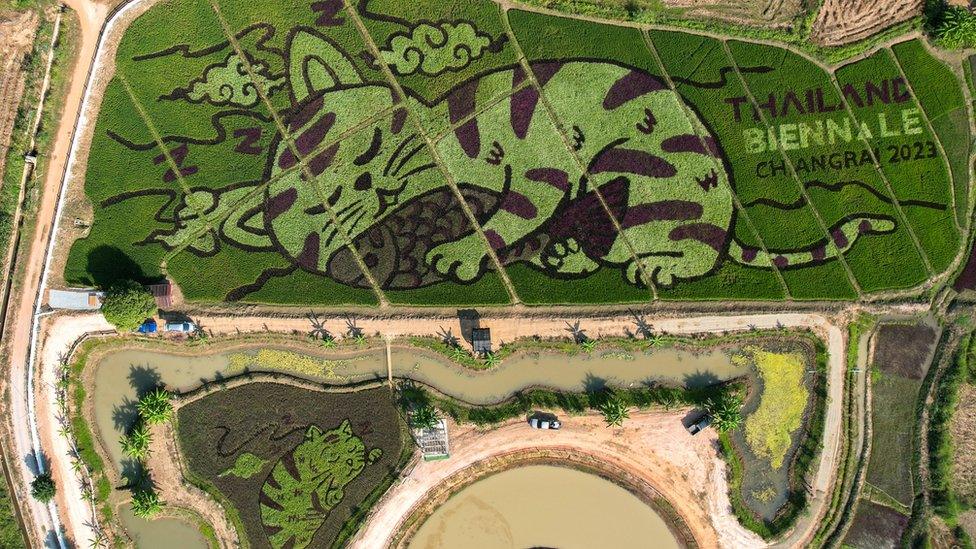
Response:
[811,0,923,45]
[352,411,762,549]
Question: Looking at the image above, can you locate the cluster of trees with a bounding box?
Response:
[118,388,173,519]
[926,0,976,49]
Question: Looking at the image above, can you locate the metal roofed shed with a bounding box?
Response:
[471,327,491,355]
[414,419,450,461]
[147,282,172,308]
[48,289,104,310]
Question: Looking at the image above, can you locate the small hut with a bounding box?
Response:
[471,327,491,355]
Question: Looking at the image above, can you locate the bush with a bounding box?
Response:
[928,1,976,49]
[131,489,163,519]
[30,473,55,503]
[100,280,156,332]
[137,388,173,425]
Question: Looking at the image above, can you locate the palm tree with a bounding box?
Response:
[321,335,337,349]
[131,489,163,519]
[482,352,500,368]
[137,388,173,425]
[599,396,629,427]
[449,346,469,363]
[580,339,597,353]
[410,404,441,430]
[89,529,109,549]
[706,392,743,433]
[120,423,152,460]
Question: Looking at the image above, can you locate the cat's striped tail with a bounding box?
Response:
[730,216,895,269]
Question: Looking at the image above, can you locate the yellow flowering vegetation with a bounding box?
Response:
[742,347,809,469]
[226,349,348,381]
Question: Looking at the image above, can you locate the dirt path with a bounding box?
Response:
[352,411,762,549]
[2,0,106,546]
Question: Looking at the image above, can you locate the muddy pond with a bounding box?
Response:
[408,465,680,548]
[91,342,744,546]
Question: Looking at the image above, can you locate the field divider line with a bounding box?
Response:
[210,0,390,306]
[499,9,658,301]
[823,64,935,277]
[159,104,401,265]
[341,0,523,306]
[429,79,534,144]
[117,72,219,231]
[886,49,964,234]
[642,31,793,300]
[722,42,865,297]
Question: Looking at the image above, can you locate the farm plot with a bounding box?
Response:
[727,41,936,293]
[843,500,910,549]
[65,0,969,304]
[177,382,407,549]
[726,344,823,533]
[865,322,938,508]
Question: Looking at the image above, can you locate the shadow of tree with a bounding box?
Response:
[85,245,156,289]
[112,397,139,433]
[128,365,162,399]
[582,372,607,394]
[683,370,721,389]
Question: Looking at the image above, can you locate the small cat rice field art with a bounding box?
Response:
[65,0,971,304]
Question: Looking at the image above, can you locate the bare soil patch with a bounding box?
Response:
[950,383,976,504]
[843,500,909,548]
[811,0,922,46]
[873,323,937,379]
[0,10,38,178]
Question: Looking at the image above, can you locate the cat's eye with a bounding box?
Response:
[354,128,383,166]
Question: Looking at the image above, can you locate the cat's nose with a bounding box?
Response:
[354,172,372,191]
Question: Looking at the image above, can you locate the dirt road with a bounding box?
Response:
[3,0,106,546]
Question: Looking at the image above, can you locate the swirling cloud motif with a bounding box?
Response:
[379,21,493,77]
[182,53,285,108]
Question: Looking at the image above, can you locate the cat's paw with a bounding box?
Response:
[427,240,487,282]
[625,257,680,287]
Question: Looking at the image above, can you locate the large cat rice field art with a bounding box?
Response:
[64,0,972,305]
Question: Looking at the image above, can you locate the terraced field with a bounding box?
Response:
[64,0,970,305]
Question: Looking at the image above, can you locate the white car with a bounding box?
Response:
[164,321,197,333]
[528,417,561,430]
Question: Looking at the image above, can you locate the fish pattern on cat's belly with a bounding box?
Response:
[264,60,735,289]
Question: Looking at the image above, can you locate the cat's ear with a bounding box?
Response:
[287,29,364,103]
[306,425,323,439]
[337,419,353,436]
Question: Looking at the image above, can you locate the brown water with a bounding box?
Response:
[117,503,209,549]
[409,465,680,549]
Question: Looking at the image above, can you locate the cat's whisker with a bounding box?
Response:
[383,134,418,176]
[334,199,363,217]
[397,162,437,181]
[391,142,426,178]
[346,209,368,234]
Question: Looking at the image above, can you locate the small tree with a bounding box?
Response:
[120,423,152,460]
[410,404,441,430]
[137,388,173,425]
[101,280,157,331]
[599,395,630,427]
[482,352,500,368]
[31,473,56,503]
[131,489,163,519]
[706,392,743,433]
[580,339,597,353]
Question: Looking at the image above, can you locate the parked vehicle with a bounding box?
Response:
[136,319,157,334]
[687,415,712,435]
[528,417,561,430]
[164,321,197,333]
